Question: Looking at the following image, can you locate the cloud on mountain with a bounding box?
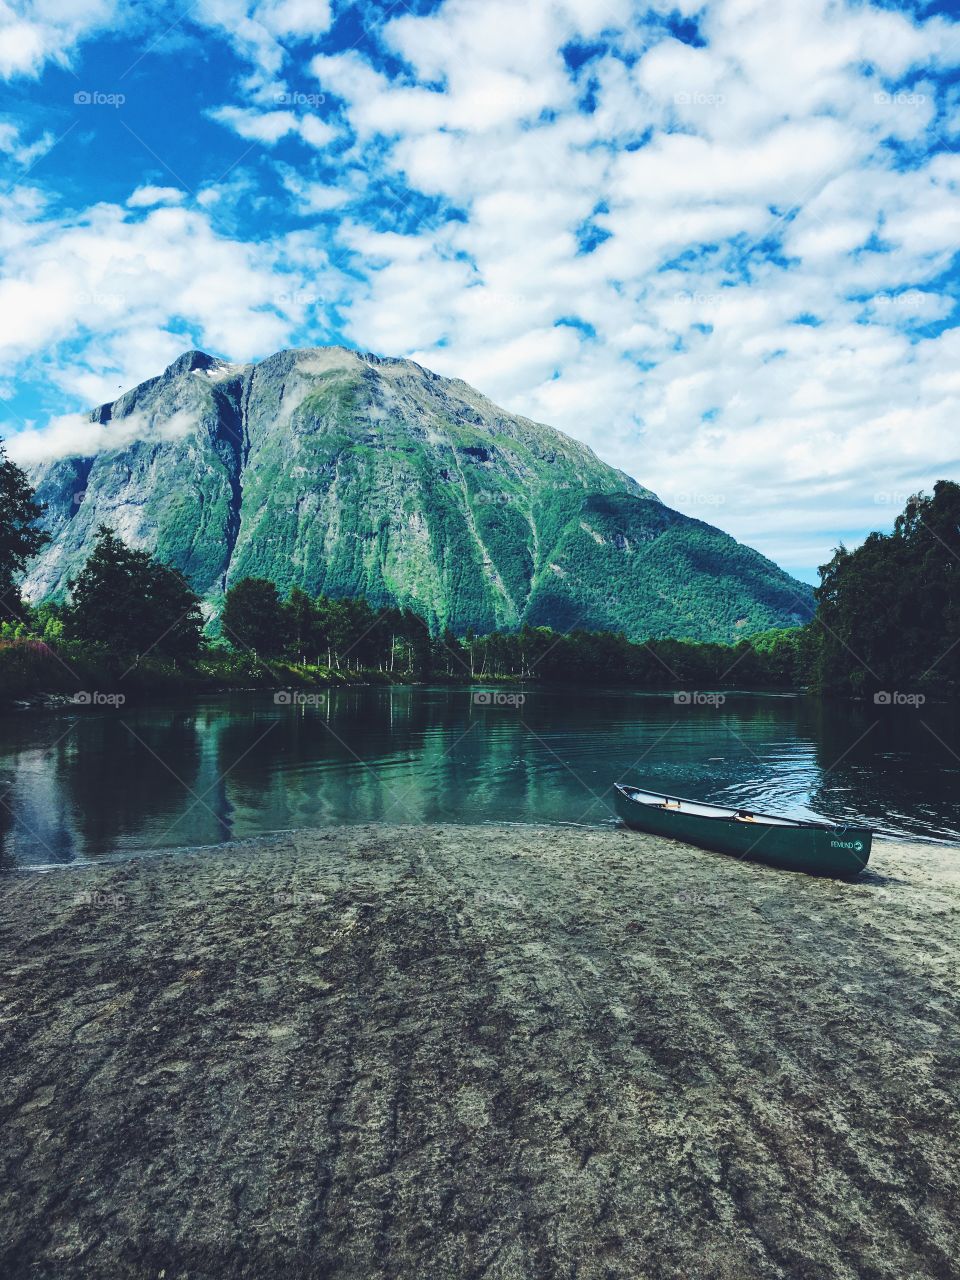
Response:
[2,0,960,579]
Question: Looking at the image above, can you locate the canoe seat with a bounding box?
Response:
[655,798,739,818]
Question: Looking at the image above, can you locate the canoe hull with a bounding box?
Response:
[614,788,872,878]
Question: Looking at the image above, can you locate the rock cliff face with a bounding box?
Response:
[24,347,812,641]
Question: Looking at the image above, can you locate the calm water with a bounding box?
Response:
[1,686,959,868]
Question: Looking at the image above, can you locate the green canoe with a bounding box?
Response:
[614,784,872,878]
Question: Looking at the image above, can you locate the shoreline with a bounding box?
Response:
[2,679,810,713]
[9,822,960,878]
[3,823,960,1279]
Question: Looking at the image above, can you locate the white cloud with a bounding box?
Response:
[0,195,344,406]
[298,112,335,148]
[299,0,960,578]
[0,118,54,167]
[210,104,336,148]
[257,0,331,37]
[280,166,353,213]
[194,0,332,78]
[7,0,960,582]
[0,16,45,78]
[212,105,300,142]
[0,0,125,78]
[6,408,197,467]
[0,0,333,82]
[311,0,577,137]
[126,185,185,208]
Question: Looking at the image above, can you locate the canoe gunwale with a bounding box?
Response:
[614,784,859,833]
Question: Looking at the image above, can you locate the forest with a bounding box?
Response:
[1,439,957,703]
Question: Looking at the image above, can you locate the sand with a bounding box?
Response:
[1,823,959,1280]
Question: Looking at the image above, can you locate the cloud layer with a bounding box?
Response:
[2,0,960,579]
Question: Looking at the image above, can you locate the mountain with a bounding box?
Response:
[21,347,812,642]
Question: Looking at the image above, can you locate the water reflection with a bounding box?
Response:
[0,686,958,867]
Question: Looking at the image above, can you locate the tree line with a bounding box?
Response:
[1,438,958,698]
[3,526,437,679]
[0,517,813,689]
[812,480,960,697]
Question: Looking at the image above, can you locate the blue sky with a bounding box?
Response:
[2,0,960,583]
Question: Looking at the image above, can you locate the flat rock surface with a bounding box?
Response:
[1,824,959,1280]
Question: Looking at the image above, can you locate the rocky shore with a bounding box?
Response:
[2,823,959,1280]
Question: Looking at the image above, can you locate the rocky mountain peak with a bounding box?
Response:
[163,349,223,378]
[23,347,813,641]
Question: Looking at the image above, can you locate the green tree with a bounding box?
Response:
[31,601,66,645]
[813,481,960,695]
[344,597,381,669]
[284,587,317,664]
[0,442,50,622]
[402,608,432,678]
[320,598,352,669]
[437,626,468,678]
[64,526,204,660]
[221,577,287,657]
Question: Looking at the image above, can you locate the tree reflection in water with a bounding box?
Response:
[0,688,958,867]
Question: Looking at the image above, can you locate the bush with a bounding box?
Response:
[0,638,95,701]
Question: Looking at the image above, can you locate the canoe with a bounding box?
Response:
[613,784,872,878]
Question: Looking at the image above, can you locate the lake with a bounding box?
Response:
[1,686,959,868]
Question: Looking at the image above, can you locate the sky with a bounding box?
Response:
[1,0,960,584]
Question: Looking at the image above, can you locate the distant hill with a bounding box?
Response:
[21,347,812,642]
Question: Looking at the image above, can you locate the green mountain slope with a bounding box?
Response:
[22,347,812,642]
